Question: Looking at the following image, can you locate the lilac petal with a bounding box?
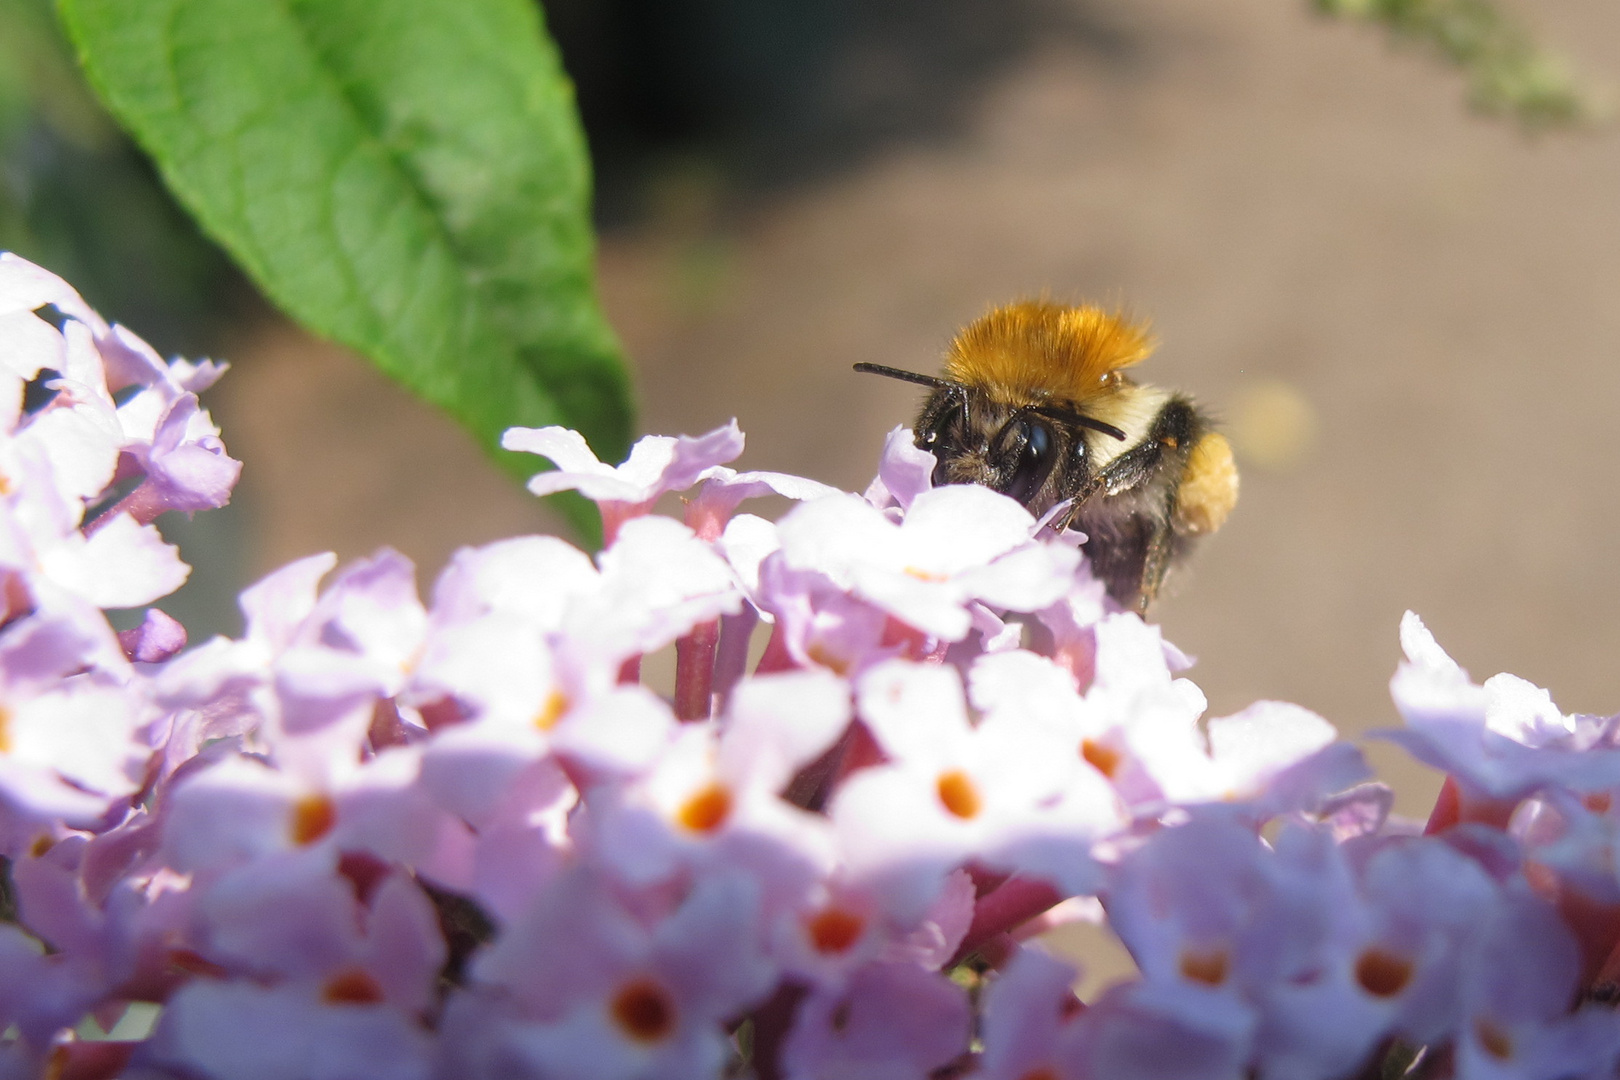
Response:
[899,485,1038,570]
[16,403,122,503]
[6,681,145,801]
[646,419,747,494]
[1075,981,1257,1080]
[239,553,338,650]
[567,516,742,662]
[119,607,188,663]
[432,535,598,629]
[719,669,851,793]
[1202,700,1366,807]
[501,425,605,471]
[956,543,1080,613]
[168,356,230,394]
[0,252,105,331]
[162,755,306,872]
[862,426,936,511]
[307,548,426,672]
[1317,783,1395,842]
[689,467,838,538]
[142,981,433,1080]
[979,946,1081,1080]
[880,868,975,970]
[1382,612,1620,798]
[783,962,972,1080]
[551,685,677,776]
[140,394,242,512]
[0,310,65,382]
[96,322,176,392]
[508,421,745,506]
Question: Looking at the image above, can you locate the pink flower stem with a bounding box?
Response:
[948,877,1064,967]
[674,619,720,721]
[711,606,759,710]
[49,1040,137,1080]
[85,479,165,533]
[747,981,808,1080]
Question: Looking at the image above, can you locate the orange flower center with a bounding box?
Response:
[289,794,336,846]
[807,908,865,955]
[322,968,385,1004]
[534,689,570,731]
[936,770,982,819]
[1475,1019,1514,1060]
[1179,947,1229,986]
[1080,738,1122,778]
[1355,947,1413,998]
[677,782,732,833]
[611,978,676,1043]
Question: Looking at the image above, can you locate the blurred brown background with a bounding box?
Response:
[184,0,1620,818]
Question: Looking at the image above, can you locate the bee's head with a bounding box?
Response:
[916,387,1064,509]
[854,362,1126,513]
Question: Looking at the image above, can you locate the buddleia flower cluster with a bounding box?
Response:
[3,251,1620,1080]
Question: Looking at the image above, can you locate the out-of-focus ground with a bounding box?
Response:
[196,0,1620,999]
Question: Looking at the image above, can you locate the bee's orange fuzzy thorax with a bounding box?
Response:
[943,301,1155,406]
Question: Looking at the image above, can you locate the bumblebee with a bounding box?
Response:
[855,301,1238,613]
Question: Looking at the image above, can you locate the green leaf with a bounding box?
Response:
[55,0,633,540]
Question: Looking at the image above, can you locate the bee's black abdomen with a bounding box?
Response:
[1069,396,1206,611]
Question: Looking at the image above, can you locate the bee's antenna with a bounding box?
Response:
[1027,404,1128,442]
[852,363,957,391]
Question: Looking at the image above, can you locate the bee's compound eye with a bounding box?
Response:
[1003,417,1056,506]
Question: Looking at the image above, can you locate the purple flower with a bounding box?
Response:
[1382,612,1620,802]
[831,661,1109,922]
[775,485,1078,642]
[503,421,745,542]
[443,864,774,1080]
[976,946,1085,1080]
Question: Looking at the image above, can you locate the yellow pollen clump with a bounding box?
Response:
[904,566,947,583]
[936,770,982,819]
[0,704,12,754]
[611,978,677,1043]
[677,782,733,834]
[1173,432,1239,536]
[289,794,337,846]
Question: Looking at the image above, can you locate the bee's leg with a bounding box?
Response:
[1135,507,1177,615]
[1087,399,1200,499]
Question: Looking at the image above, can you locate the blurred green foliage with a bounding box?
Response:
[0,0,237,356]
[1315,0,1606,129]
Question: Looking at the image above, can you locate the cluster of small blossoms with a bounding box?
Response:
[3,252,1620,1080]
